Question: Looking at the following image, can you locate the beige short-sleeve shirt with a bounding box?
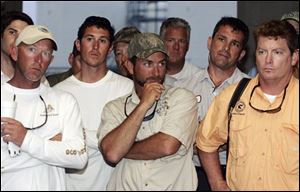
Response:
[98,86,198,190]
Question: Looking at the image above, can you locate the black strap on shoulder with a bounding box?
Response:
[227,78,251,115]
[226,78,250,163]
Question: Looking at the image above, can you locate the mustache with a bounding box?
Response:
[135,76,165,87]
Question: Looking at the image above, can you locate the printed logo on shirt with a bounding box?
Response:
[234,100,246,113]
[41,104,58,116]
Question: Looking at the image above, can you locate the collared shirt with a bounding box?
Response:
[175,67,249,166]
[164,61,201,86]
[196,76,299,191]
[98,86,198,191]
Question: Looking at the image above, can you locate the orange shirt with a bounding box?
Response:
[196,76,299,191]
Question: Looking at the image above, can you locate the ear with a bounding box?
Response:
[291,49,299,67]
[238,50,246,62]
[108,44,113,55]
[75,39,81,52]
[207,37,212,50]
[126,60,134,75]
[10,45,18,62]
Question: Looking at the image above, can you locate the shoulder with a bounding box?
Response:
[109,71,133,85]
[165,86,196,102]
[175,68,206,88]
[44,85,77,103]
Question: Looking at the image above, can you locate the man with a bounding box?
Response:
[98,33,198,190]
[1,25,87,190]
[1,11,33,83]
[46,41,81,86]
[113,26,141,78]
[175,17,250,191]
[54,16,133,191]
[196,20,298,190]
[159,17,200,85]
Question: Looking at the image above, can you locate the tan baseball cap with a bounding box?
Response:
[15,25,58,51]
[127,33,168,59]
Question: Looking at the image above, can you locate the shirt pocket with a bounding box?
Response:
[229,121,251,167]
[275,123,299,174]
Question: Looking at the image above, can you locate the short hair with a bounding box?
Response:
[254,20,298,54]
[77,16,115,44]
[1,11,34,35]
[212,17,249,49]
[159,17,191,43]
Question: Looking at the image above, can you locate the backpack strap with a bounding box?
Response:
[228,78,251,115]
[226,78,250,163]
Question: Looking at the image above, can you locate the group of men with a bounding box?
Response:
[1,9,299,191]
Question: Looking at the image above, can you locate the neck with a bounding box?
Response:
[259,72,292,95]
[75,64,108,83]
[207,64,235,87]
[8,75,41,89]
[1,51,15,78]
[166,59,185,75]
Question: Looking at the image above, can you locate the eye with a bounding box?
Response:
[218,37,225,42]
[86,37,93,41]
[257,49,266,55]
[159,61,167,67]
[28,47,37,53]
[231,41,241,48]
[100,38,108,44]
[273,50,283,55]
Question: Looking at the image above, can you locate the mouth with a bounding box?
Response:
[218,52,230,59]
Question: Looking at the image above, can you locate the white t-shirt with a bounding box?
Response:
[1,82,87,191]
[54,70,133,191]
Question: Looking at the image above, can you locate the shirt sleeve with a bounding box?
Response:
[21,92,88,169]
[196,86,234,153]
[160,87,198,153]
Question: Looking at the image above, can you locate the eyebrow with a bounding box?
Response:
[7,27,18,33]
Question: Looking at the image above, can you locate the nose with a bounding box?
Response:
[34,52,43,64]
[224,42,230,51]
[93,41,99,49]
[152,65,160,76]
[173,40,179,50]
[265,52,273,64]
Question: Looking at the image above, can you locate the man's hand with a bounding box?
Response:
[50,133,62,141]
[1,117,27,146]
[139,82,165,109]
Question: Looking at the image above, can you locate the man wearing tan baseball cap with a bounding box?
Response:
[1,24,87,190]
[98,32,198,190]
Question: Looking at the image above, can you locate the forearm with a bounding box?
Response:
[198,148,229,191]
[125,132,180,160]
[100,103,148,164]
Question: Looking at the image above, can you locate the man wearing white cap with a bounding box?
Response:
[1,25,87,190]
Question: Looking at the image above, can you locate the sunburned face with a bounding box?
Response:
[11,39,54,83]
[255,36,297,81]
